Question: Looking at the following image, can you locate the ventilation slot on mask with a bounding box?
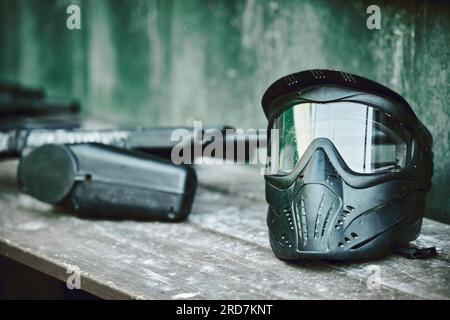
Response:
[293,197,308,246]
[313,195,325,239]
[283,207,294,229]
[338,233,358,249]
[321,202,334,237]
[281,232,293,248]
[335,205,355,229]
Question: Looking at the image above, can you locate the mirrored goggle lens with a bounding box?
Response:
[266,102,412,175]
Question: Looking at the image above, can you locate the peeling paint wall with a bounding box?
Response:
[0,0,448,222]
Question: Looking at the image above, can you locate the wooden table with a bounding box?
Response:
[0,160,449,299]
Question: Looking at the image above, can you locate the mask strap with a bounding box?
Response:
[396,243,438,259]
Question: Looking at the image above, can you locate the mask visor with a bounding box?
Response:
[266,102,413,175]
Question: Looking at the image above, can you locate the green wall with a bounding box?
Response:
[0,0,449,223]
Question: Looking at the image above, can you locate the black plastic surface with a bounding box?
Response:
[18,144,197,221]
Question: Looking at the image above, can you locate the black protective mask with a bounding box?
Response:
[262,69,433,260]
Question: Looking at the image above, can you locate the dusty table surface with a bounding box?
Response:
[0,160,449,300]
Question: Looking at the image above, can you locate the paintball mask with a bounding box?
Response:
[262,69,433,260]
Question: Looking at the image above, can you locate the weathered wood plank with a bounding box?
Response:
[0,160,448,299]
[194,164,450,300]
[0,188,417,299]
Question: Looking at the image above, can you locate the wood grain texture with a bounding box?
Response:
[0,160,448,299]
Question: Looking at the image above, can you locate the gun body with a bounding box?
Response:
[18,144,197,221]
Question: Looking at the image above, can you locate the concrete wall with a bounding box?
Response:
[0,0,449,222]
